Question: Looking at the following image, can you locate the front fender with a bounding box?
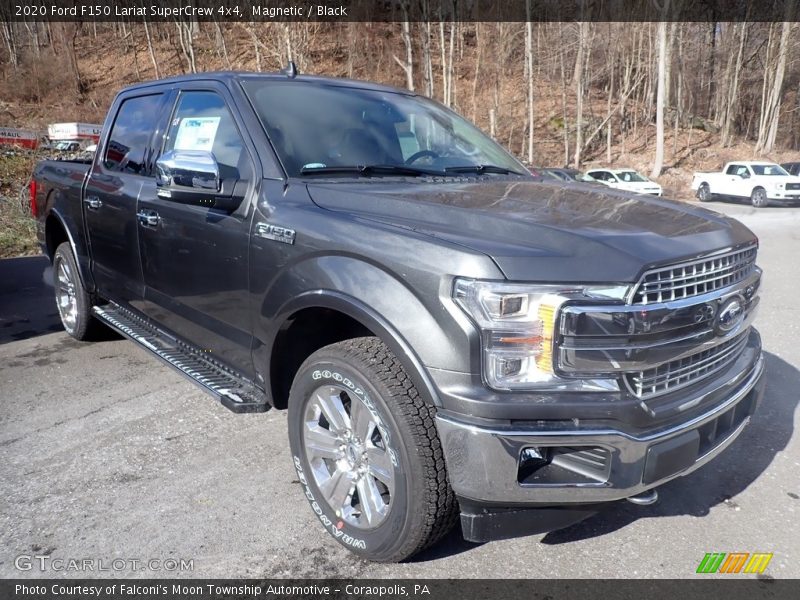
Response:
[254,255,482,407]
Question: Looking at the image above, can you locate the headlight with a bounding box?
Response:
[454,279,627,391]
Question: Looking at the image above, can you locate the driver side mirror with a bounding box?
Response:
[740,172,750,179]
[156,149,244,211]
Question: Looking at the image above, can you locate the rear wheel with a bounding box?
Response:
[53,242,103,341]
[751,187,769,208]
[697,183,713,202]
[287,337,458,562]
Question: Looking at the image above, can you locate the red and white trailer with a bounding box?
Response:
[0,127,41,149]
[47,123,102,142]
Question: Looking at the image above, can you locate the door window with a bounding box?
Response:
[163,91,252,182]
[726,164,742,175]
[104,94,164,175]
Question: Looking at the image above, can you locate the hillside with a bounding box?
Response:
[2,21,799,257]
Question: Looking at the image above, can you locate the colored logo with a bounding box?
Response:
[696,552,773,574]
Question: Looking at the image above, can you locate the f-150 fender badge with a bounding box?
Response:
[255,222,296,245]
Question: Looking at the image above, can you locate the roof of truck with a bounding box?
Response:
[119,70,416,97]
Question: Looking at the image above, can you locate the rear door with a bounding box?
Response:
[136,84,258,377]
[84,91,169,304]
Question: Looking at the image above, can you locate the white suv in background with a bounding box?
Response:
[586,168,663,196]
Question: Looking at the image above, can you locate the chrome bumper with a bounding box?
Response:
[436,352,765,505]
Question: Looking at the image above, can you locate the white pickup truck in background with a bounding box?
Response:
[692,161,800,207]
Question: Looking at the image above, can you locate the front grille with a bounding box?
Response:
[632,246,757,305]
[625,333,749,400]
[786,182,800,191]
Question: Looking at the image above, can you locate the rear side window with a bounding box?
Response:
[104,94,163,175]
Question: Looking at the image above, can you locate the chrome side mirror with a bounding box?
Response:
[155,149,220,199]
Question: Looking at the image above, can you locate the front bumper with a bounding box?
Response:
[436,350,764,506]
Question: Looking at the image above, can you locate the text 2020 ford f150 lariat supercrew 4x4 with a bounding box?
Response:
[32,68,765,562]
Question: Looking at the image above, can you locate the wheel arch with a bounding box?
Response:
[44,208,93,290]
[267,291,443,411]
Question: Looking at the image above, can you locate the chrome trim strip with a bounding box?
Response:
[560,268,761,337]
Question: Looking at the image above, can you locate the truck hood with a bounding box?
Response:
[306,179,757,282]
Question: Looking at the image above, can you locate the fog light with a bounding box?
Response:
[519,447,550,480]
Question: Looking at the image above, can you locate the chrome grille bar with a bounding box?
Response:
[632,246,757,305]
[625,333,749,400]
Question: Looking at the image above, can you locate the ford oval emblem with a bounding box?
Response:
[714,296,745,335]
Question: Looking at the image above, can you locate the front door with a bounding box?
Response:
[136,87,257,377]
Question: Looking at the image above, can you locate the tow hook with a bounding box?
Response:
[626,489,659,506]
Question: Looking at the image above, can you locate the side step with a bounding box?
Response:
[93,303,269,414]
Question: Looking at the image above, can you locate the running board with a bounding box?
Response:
[92,303,268,414]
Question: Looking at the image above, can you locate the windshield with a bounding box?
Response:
[616,170,648,182]
[242,80,528,177]
[751,164,789,176]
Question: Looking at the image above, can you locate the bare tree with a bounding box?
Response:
[651,0,669,178]
[524,2,535,164]
[393,6,414,91]
[143,19,160,78]
[572,20,590,168]
[756,5,795,154]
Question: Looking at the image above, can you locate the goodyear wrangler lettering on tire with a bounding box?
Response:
[293,456,367,549]
[287,337,458,561]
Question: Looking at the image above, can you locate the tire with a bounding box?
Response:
[697,182,713,202]
[287,337,458,562]
[52,242,104,341]
[751,187,769,208]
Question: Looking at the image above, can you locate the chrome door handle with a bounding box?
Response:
[84,196,102,210]
[136,210,160,227]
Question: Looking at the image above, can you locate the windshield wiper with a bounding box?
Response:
[300,164,440,177]
[444,164,526,176]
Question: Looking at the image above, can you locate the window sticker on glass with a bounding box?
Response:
[173,116,220,152]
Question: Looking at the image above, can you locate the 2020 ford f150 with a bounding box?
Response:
[692,161,800,207]
[32,69,765,562]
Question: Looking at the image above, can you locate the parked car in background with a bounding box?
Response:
[780,162,800,176]
[527,166,561,181]
[543,168,602,184]
[585,168,663,196]
[692,161,800,208]
[54,141,82,152]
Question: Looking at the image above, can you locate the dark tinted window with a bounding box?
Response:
[164,91,251,181]
[104,94,163,174]
[726,164,741,175]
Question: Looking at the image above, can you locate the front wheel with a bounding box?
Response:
[287,337,458,562]
[751,187,769,208]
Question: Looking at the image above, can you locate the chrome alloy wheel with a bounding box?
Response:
[302,384,395,529]
[55,257,78,332]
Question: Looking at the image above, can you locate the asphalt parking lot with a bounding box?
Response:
[1,199,798,579]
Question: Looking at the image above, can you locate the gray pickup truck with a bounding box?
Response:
[32,67,764,562]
